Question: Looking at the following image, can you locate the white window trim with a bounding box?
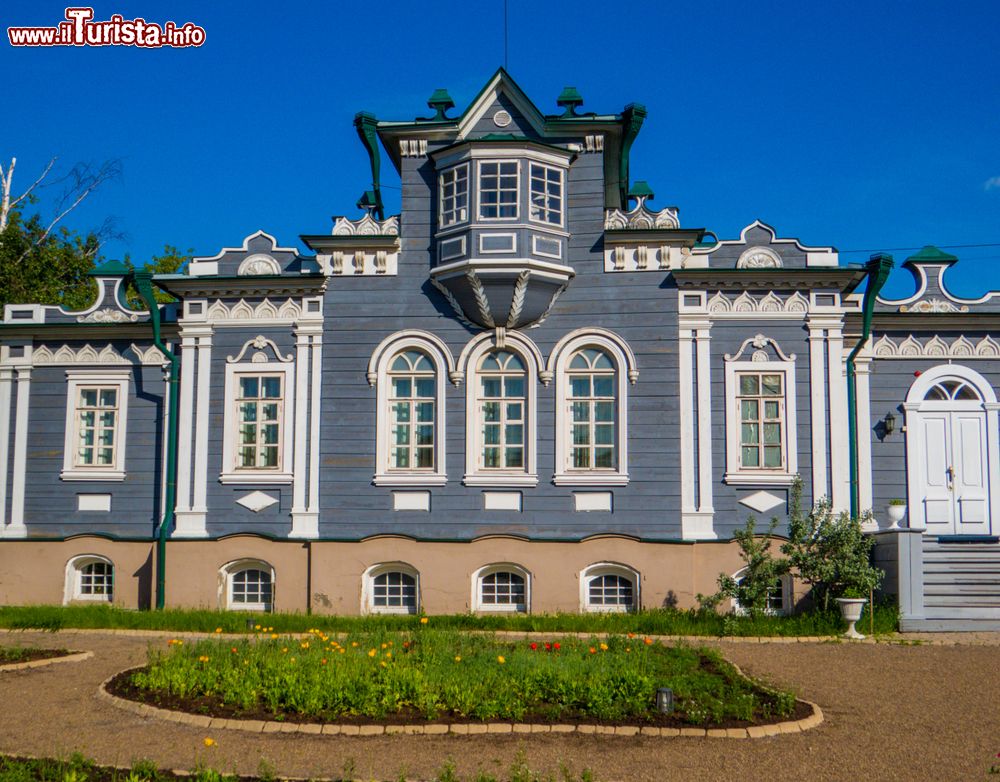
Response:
[220,559,275,612]
[369,332,455,487]
[527,162,564,229]
[459,333,541,487]
[476,159,521,222]
[730,568,791,616]
[438,162,470,229]
[63,554,114,604]
[363,562,420,615]
[220,361,295,484]
[548,330,638,486]
[723,358,798,486]
[580,562,640,613]
[61,370,130,482]
[472,563,530,613]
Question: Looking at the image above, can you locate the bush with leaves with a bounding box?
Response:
[780,478,882,610]
[707,516,790,618]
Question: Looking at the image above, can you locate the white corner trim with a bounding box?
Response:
[678,328,696,513]
[308,334,322,516]
[60,369,130,483]
[808,326,829,502]
[695,328,714,516]
[827,328,849,511]
[175,337,196,513]
[189,333,212,535]
[0,368,12,527]
[8,367,31,533]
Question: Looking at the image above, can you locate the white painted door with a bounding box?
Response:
[918,410,991,535]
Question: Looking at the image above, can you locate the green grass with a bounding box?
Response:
[0,647,62,663]
[0,753,598,782]
[0,602,900,637]
[128,628,796,725]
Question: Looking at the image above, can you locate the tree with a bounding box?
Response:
[125,245,191,308]
[0,156,122,308]
[780,479,882,610]
[705,516,790,618]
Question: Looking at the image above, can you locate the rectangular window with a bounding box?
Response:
[569,375,616,470]
[235,374,284,470]
[439,164,469,228]
[75,387,119,468]
[62,370,130,482]
[736,372,785,470]
[478,161,519,220]
[529,163,563,226]
[390,375,435,470]
[480,374,525,469]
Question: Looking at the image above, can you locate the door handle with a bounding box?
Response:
[947,465,955,489]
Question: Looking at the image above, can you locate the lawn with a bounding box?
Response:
[117,628,798,726]
[0,602,900,636]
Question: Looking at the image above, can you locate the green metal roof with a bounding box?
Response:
[906,245,959,264]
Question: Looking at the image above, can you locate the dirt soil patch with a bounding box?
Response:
[0,647,73,665]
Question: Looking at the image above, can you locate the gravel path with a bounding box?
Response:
[0,631,998,781]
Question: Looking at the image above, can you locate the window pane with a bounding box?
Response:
[763,446,782,468]
[594,448,614,468]
[762,375,782,395]
[415,448,433,468]
[739,375,759,395]
[505,447,523,468]
[763,423,781,445]
[483,423,500,445]
[393,402,411,423]
[594,401,615,422]
[741,423,759,445]
[505,423,523,445]
[505,402,522,421]
[573,424,590,445]
[570,377,591,397]
[740,400,758,421]
[393,447,410,468]
[99,389,117,407]
[80,389,98,407]
[393,425,410,445]
[572,401,590,422]
[414,378,435,398]
[483,402,500,422]
[764,400,780,419]
[262,377,282,398]
[742,446,760,467]
[481,378,502,398]
[239,377,258,398]
[572,448,590,468]
[416,425,434,446]
[261,446,279,467]
[503,377,524,398]
[593,376,615,397]
[483,447,500,468]
[595,423,614,445]
[416,402,434,422]
[392,378,412,398]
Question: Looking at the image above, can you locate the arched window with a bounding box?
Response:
[567,348,617,470]
[369,331,455,486]
[388,350,436,470]
[364,564,420,614]
[459,332,543,487]
[221,559,274,612]
[730,568,790,616]
[64,555,114,604]
[477,351,526,470]
[549,329,637,486]
[580,563,639,612]
[474,564,530,613]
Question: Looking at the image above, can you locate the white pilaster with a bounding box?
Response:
[827,326,850,511]
[176,329,212,538]
[678,327,696,516]
[308,333,322,517]
[855,354,873,513]
[695,326,715,518]
[7,367,31,536]
[807,323,829,502]
[173,333,197,526]
[0,368,13,528]
[290,322,321,538]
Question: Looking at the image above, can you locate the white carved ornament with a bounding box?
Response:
[603,203,679,230]
[32,343,166,366]
[736,246,783,269]
[227,335,293,364]
[235,491,279,513]
[725,333,796,363]
[77,307,139,323]
[899,298,968,313]
[206,298,302,322]
[237,254,281,276]
[707,291,809,314]
[332,214,399,237]
[871,334,1000,359]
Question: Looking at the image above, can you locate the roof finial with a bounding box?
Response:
[557,87,584,117]
[427,89,455,121]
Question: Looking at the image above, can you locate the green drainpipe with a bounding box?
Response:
[847,253,894,518]
[130,271,179,610]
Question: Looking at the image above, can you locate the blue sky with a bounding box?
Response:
[2,0,998,298]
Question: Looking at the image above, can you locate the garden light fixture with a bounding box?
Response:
[656,687,674,714]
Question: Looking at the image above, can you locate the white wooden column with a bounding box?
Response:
[695,326,714,517]
[308,332,322,518]
[807,320,829,502]
[827,326,850,511]
[173,332,197,524]
[678,327,696,517]
[8,367,31,536]
[855,352,874,514]
[0,367,12,529]
[176,328,212,537]
[290,321,321,538]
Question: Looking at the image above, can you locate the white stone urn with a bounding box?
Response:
[885,502,907,530]
[835,598,867,639]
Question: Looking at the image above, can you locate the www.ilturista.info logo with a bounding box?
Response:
[8,7,206,48]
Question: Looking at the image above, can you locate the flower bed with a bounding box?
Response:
[0,647,72,665]
[111,629,800,728]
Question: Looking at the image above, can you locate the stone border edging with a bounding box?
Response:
[97,666,823,739]
[0,650,93,672]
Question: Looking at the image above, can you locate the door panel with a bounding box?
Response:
[920,413,953,531]
[952,411,990,535]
